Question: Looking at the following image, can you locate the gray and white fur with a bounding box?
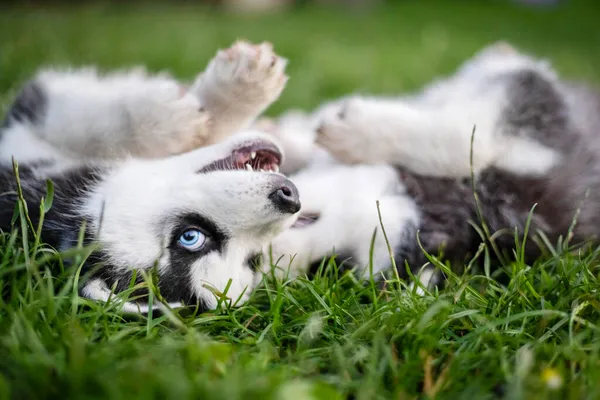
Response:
[264,42,600,289]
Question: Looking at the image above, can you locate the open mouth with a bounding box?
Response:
[198,140,282,174]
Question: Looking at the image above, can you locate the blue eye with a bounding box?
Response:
[178,229,206,251]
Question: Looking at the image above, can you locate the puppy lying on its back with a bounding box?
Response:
[2,41,598,311]
[0,41,300,313]
[264,42,600,287]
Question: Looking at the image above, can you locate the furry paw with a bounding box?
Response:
[315,97,380,164]
[200,40,288,110]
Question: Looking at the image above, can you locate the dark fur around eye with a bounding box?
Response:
[168,213,227,255]
[145,213,230,303]
[170,214,224,243]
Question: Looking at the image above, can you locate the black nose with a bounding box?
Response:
[269,179,301,214]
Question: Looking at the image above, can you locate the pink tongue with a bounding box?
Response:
[233,152,250,167]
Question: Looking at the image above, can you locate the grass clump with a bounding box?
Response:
[1,174,599,398]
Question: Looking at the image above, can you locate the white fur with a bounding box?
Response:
[26,67,207,159]
[314,42,561,178]
[0,123,72,166]
[407,266,437,296]
[265,163,420,278]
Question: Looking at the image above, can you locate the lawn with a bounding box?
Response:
[1,1,600,399]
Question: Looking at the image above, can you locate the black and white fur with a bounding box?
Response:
[3,41,598,309]
[263,42,600,289]
[0,41,299,313]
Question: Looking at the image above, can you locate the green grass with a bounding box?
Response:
[1,1,600,399]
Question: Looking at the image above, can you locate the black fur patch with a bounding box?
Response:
[159,213,228,304]
[393,221,421,277]
[0,162,115,304]
[502,69,571,151]
[2,81,47,128]
[246,252,263,272]
[397,165,563,276]
[399,170,478,275]
[0,163,102,251]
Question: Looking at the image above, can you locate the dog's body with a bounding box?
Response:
[0,41,300,312]
[2,41,599,309]
[265,42,600,287]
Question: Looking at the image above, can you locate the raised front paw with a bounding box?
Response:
[200,40,288,109]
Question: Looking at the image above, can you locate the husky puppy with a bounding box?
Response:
[263,42,600,287]
[0,41,301,313]
[3,41,598,309]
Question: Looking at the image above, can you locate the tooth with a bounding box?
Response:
[246,164,253,171]
[251,152,257,159]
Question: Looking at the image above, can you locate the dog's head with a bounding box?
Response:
[80,132,300,313]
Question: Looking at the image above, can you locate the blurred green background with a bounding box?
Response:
[1,0,599,116]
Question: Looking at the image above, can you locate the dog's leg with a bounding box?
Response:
[315,44,562,178]
[1,67,212,162]
[1,41,287,164]
[314,94,504,177]
[189,40,288,145]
